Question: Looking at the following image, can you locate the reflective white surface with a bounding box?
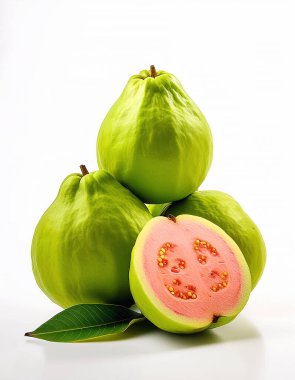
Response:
[1,0,295,379]
[1,297,295,380]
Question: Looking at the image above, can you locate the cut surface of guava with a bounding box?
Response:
[130,215,251,333]
[151,190,266,289]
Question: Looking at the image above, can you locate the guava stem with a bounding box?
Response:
[212,315,220,324]
[167,214,177,223]
[24,332,32,337]
[80,165,89,176]
[150,65,157,78]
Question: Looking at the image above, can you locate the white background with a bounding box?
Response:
[1,0,295,379]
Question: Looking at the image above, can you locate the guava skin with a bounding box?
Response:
[155,191,266,289]
[129,215,251,334]
[147,203,170,217]
[97,67,213,204]
[31,170,152,308]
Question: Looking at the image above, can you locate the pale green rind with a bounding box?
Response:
[162,191,266,288]
[129,216,251,334]
[31,170,152,308]
[97,69,213,204]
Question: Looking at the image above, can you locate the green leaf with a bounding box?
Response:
[25,304,145,342]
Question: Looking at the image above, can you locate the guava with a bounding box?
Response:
[130,215,251,334]
[147,203,170,217]
[31,165,152,308]
[97,65,213,204]
[150,191,266,289]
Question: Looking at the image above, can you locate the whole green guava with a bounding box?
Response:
[97,65,213,204]
[150,191,266,289]
[31,166,152,308]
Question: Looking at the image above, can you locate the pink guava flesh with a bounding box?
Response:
[143,217,245,321]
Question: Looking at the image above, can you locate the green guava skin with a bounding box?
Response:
[147,203,170,217]
[129,215,251,334]
[150,191,266,289]
[97,67,213,204]
[31,170,152,309]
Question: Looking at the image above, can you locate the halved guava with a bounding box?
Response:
[149,190,266,289]
[130,215,251,333]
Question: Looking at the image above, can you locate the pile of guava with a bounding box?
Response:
[31,65,266,335]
